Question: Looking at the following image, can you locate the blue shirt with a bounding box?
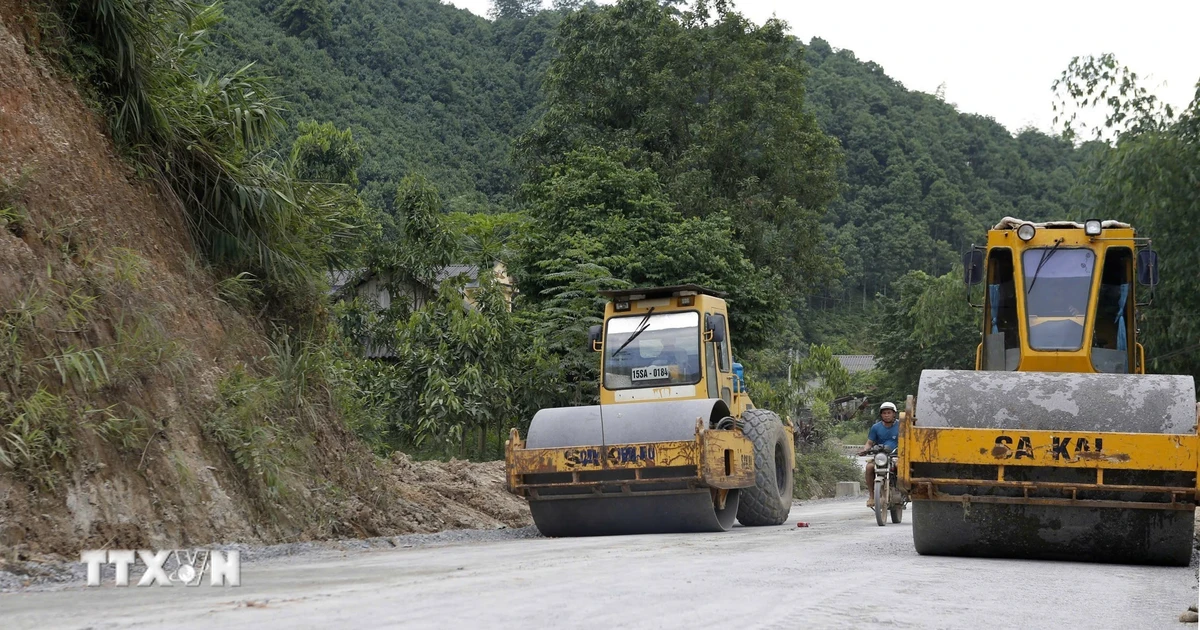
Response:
[868,420,900,450]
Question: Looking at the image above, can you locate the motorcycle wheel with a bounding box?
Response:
[890,480,904,523]
[874,479,885,526]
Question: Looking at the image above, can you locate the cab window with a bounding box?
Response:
[711,313,730,372]
[1022,248,1095,351]
[984,249,1020,370]
[1092,248,1133,373]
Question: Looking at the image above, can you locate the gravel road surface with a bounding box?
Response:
[1,497,1195,629]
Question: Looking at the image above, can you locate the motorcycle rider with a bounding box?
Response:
[858,402,900,507]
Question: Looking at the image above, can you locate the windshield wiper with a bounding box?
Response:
[610,307,655,358]
[1026,238,1063,294]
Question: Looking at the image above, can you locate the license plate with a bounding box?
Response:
[631,366,671,381]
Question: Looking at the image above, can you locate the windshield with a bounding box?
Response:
[1022,248,1095,350]
[603,311,701,390]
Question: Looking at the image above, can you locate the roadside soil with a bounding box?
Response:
[0,458,531,591]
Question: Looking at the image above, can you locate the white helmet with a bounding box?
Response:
[880,402,897,412]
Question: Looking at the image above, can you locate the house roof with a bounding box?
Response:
[435,264,480,287]
[327,268,367,295]
[834,355,876,373]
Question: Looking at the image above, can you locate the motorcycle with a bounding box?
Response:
[866,444,908,526]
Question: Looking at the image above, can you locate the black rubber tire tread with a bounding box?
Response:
[890,504,903,524]
[735,408,794,526]
[874,479,886,526]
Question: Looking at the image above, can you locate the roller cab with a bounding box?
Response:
[506,285,796,536]
[900,218,1197,565]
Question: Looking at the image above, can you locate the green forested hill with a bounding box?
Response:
[207,0,560,208]
[802,37,1088,307]
[208,0,1087,326]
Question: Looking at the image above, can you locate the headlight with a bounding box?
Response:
[874,453,889,467]
[1017,223,1036,241]
[1084,219,1102,236]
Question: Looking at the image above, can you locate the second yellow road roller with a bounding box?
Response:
[505,285,795,536]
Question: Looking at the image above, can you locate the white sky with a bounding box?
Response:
[445,0,1200,135]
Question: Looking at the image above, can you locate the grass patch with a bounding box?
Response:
[0,388,73,489]
[0,204,28,237]
[794,443,862,499]
[89,404,155,454]
[0,167,33,238]
[834,426,868,446]
[205,364,290,501]
[107,313,194,390]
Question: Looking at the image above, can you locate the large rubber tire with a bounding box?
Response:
[736,409,794,526]
[874,479,886,526]
[890,504,903,524]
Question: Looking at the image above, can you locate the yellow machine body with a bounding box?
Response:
[505,285,795,536]
[898,219,1198,565]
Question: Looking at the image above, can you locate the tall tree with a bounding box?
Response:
[291,121,364,186]
[517,147,781,350]
[274,0,332,41]
[490,0,544,20]
[519,0,843,297]
[872,269,978,401]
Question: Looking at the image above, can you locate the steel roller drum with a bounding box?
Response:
[910,370,1197,566]
[525,399,738,536]
[911,501,1193,565]
[914,370,1196,434]
[529,490,740,537]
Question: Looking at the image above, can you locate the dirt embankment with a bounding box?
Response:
[0,8,529,563]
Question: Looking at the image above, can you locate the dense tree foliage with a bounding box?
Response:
[871,270,978,401]
[520,0,842,297]
[801,38,1090,329]
[205,0,1095,351]
[510,1,846,393]
[206,0,563,209]
[516,148,779,347]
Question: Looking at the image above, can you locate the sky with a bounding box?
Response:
[445,0,1200,135]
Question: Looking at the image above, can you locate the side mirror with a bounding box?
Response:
[1137,250,1159,286]
[587,325,602,352]
[704,314,726,344]
[963,250,984,286]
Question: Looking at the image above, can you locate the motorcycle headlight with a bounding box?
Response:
[874,453,889,467]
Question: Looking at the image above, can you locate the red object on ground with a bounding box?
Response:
[796,522,809,528]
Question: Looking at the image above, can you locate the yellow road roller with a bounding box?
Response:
[505,285,795,536]
[898,218,1198,565]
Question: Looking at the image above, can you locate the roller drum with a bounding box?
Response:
[525,399,732,448]
[530,491,740,537]
[915,370,1196,434]
[911,369,1197,565]
[524,399,737,537]
[912,501,1193,566]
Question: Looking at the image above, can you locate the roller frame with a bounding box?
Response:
[899,398,1200,505]
[899,373,1200,566]
[506,419,757,500]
